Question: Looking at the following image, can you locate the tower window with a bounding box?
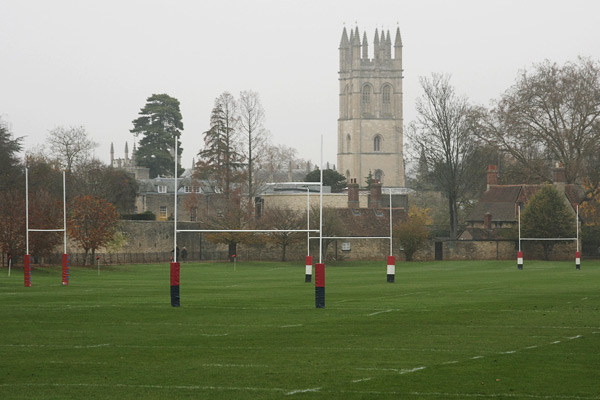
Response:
[362,85,371,104]
[346,134,351,153]
[374,169,383,183]
[373,135,382,152]
[382,85,391,115]
[362,85,372,115]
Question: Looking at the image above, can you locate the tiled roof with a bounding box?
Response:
[333,208,407,237]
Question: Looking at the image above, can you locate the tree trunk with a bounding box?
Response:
[228,243,237,262]
[83,248,89,266]
[281,243,287,262]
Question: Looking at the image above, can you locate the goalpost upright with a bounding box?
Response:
[25,169,69,286]
[517,204,580,270]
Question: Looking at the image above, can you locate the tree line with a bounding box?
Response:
[407,57,600,243]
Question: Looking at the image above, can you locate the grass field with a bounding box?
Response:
[1,260,599,399]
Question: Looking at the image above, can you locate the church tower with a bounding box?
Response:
[337,26,405,187]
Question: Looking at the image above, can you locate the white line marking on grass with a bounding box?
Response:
[501,350,517,354]
[526,345,538,349]
[581,297,588,300]
[399,366,426,374]
[567,335,582,340]
[356,367,400,372]
[442,361,459,365]
[551,340,561,344]
[267,267,286,271]
[199,333,229,337]
[0,383,290,394]
[201,364,268,368]
[285,387,321,395]
[471,356,484,359]
[352,377,373,383]
[367,309,397,316]
[280,324,303,328]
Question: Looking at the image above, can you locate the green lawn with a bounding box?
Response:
[1,260,599,399]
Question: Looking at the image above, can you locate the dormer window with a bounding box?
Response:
[157,185,167,193]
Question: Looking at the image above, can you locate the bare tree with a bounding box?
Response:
[475,57,600,184]
[47,125,97,172]
[408,74,484,239]
[260,207,305,261]
[238,90,270,201]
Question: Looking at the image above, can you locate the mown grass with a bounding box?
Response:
[0,260,599,399]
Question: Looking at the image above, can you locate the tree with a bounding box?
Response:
[201,189,260,262]
[394,207,431,261]
[239,90,270,201]
[0,118,23,191]
[68,195,119,265]
[73,160,138,214]
[305,168,347,193]
[196,93,245,199]
[309,206,342,260]
[520,185,575,260]
[47,125,97,173]
[0,191,26,259]
[475,57,600,184]
[407,73,485,239]
[29,190,63,263]
[131,94,184,178]
[260,207,305,261]
[364,170,374,189]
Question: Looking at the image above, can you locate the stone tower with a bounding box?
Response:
[337,26,405,187]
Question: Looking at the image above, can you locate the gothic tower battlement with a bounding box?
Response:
[337,26,405,187]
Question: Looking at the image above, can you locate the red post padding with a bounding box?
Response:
[62,254,69,286]
[170,262,180,286]
[315,263,325,287]
[24,254,31,287]
[387,255,395,265]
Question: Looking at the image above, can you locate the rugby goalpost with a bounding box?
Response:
[169,135,397,308]
[517,205,580,270]
[24,168,70,286]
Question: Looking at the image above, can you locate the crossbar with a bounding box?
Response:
[28,229,65,232]
[520,238,577,241]
[310,236,391,240]
[177,229,320,233]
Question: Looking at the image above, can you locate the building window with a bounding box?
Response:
[194,186,201,193]
[346,134,351,153]
[374,135,382,152]
[190,207,197,222]
[184,186,192,193]
[362,85,371,114]
[374,169,383,183]
[159,206,168,219]
[382,85,391,115]
[157,185,167,193]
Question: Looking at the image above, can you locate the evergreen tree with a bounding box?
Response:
[196,93,245,198]
[365,170,374,189]
[0,118,23,190]
[521,185,576,260]
[305,168,347,193]
[131,94,184,178]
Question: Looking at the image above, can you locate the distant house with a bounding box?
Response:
[459,164,584,240]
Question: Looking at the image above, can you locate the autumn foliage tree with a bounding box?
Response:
[394,207,431,261]
[68,195,118,265]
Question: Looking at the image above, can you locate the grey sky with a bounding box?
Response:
[2,0,599,171]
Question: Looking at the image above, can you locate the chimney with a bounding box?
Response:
[347,178,359,209]
[484,212,492,230]
[486,165,498,190]
[370,180,382,209]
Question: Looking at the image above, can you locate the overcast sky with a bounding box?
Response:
[2,0,599,171]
